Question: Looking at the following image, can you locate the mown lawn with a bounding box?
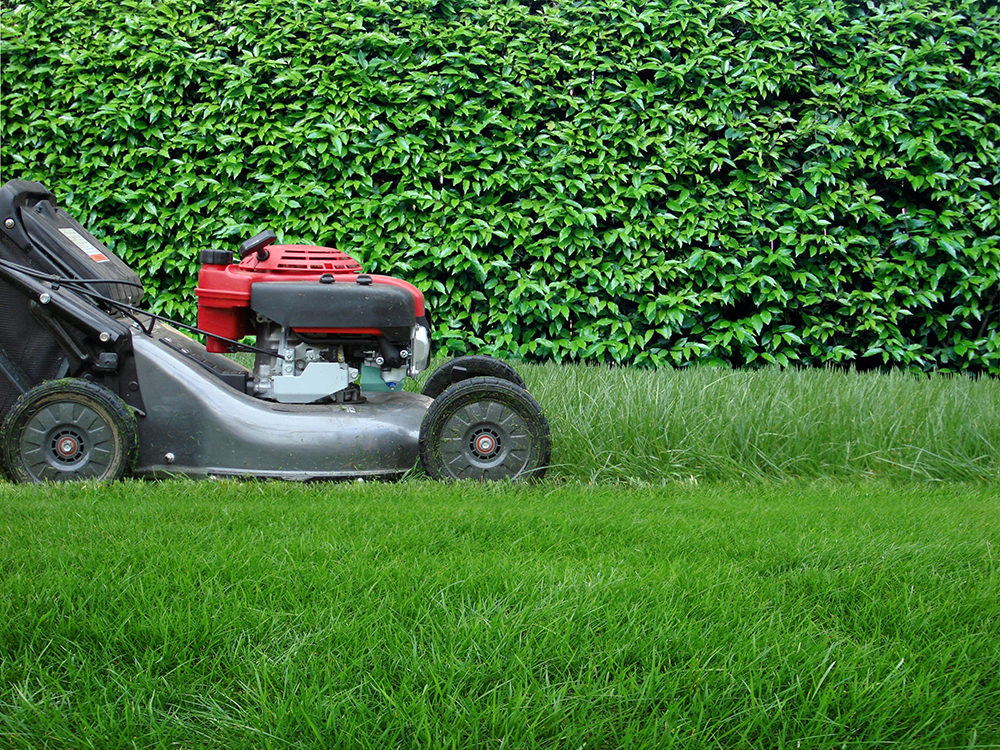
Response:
[1,479,997,749]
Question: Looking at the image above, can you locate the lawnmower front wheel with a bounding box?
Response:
[1,378,139,484]
[419,377,550,482]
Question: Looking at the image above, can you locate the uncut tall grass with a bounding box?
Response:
[513,364,1000,483]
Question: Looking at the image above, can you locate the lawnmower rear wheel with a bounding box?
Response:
[419,377,550,482]
[1,379,139,484]
[420,355,526,400]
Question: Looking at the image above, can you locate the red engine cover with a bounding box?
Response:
[196,244,425,352]
[239,244,364,275]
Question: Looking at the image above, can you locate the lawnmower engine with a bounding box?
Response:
[195,231,431,404]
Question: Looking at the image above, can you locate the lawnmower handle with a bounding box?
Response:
[239,230,277,261]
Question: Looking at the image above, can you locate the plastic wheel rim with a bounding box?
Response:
[439,400,533,480]
[21,401,115,480]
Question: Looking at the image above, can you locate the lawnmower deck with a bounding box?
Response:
[131,323,432,480]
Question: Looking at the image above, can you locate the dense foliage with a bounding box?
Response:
[2,0,998,370]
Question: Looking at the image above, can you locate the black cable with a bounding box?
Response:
[0,256,156,332]
[0,258,145,291]
[0,257,279,358]
[81,290,279,359]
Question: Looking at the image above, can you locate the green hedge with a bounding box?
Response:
[2,0,998,371]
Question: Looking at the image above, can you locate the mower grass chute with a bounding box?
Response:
[0,179,550,484]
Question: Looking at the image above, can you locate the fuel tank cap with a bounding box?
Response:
[200,248,233,266]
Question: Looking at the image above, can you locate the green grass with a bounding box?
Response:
[1,480,998,749]
[3,363,999,746]
[515,363,1000,483]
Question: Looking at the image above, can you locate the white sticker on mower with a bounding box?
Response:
[59,227,109,263]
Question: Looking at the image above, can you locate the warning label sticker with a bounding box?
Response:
[59,227,109,263]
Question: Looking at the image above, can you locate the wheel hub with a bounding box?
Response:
[51,429,85,463]
[471,428,501,460]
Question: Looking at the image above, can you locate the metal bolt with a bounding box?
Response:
[3,218,14,229]
[400,349,409,360]
[38,293,51,304]
[374,355,385,366]
[164,452,175,464]
[99,331,111,343]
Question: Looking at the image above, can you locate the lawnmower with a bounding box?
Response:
[0,179,550,484]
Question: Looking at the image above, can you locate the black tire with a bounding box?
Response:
[420,355,526,400]
[419,377,550,482]
[1,379,139,484]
